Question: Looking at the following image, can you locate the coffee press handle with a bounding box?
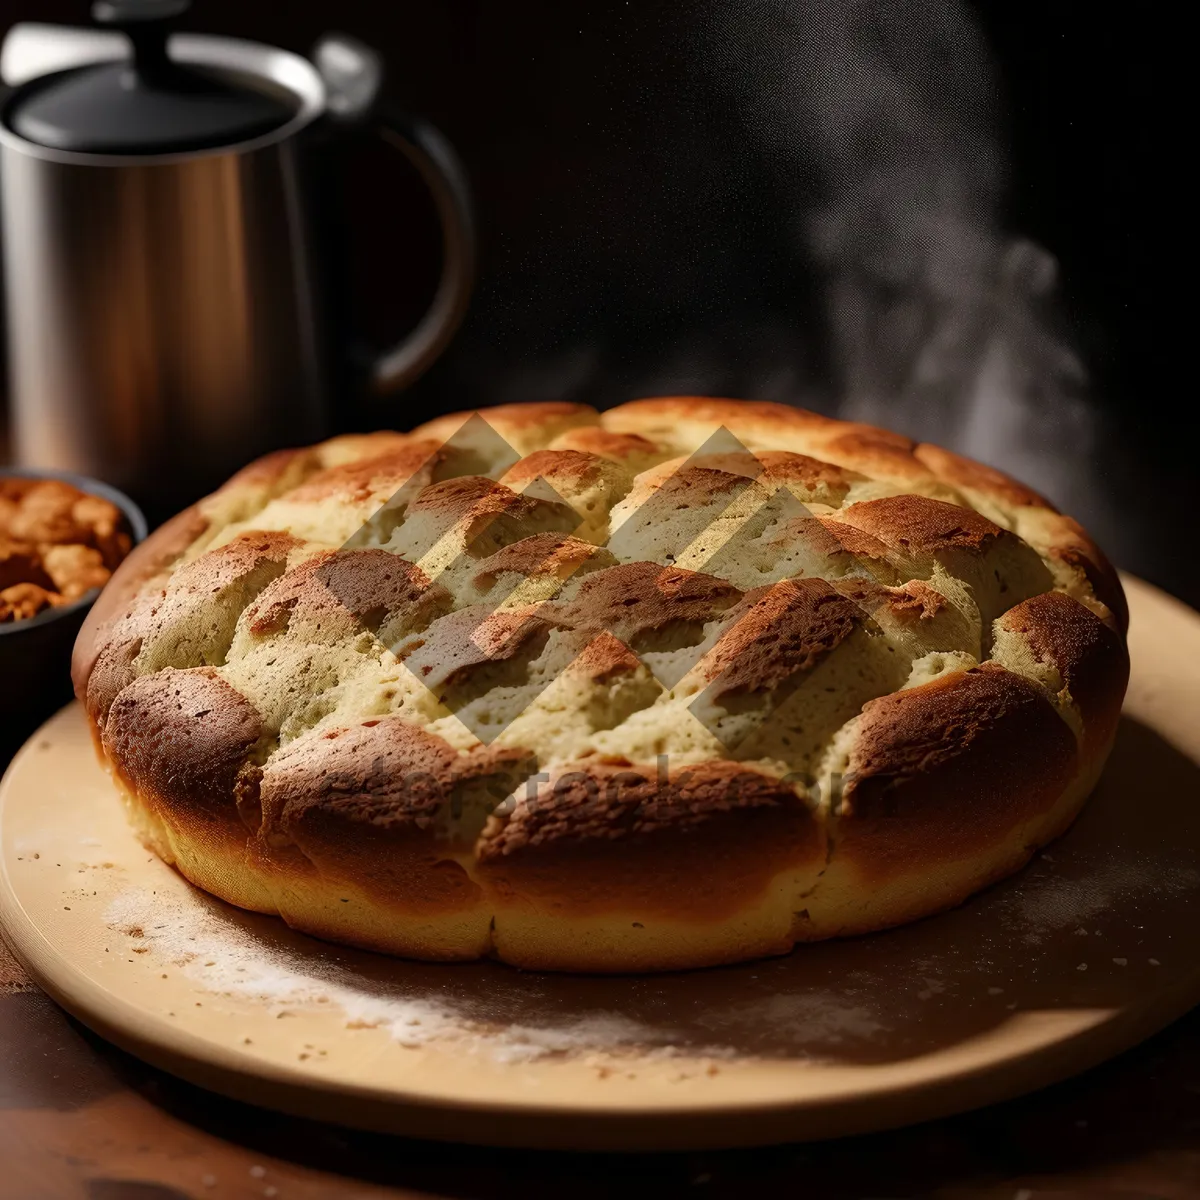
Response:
[369,113,476,393]
[314,34,476,395]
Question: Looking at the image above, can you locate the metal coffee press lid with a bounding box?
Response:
[5,0,296,154]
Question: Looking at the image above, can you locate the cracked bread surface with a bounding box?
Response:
[73,398,1129,972]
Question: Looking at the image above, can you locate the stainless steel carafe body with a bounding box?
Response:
[0,23,473,508]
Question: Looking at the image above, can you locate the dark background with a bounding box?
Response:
[0,0,1191,604]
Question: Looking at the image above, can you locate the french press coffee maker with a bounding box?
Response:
[0,0,474,509]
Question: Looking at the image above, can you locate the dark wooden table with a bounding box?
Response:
[4,894,1200,1199]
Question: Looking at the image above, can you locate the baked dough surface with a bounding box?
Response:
[73,399,1129,971]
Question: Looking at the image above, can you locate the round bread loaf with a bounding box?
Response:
[73,399,1129,972]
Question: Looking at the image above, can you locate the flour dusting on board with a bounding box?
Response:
[998,854,1200,946]
[104,886,717,1063]
[99,830,1200,1065]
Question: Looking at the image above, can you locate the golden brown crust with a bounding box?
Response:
[914,442,1054,510]
[259,718,523,836]
[312,431,411,468]
[103,667,264,845]
[550,561,741,644]
[500,448,605,489]
[835,494,1055,631]
[700,578,864,700]
[602,396,835,443]
[396,604,561,696]
[242,549,447,643]
[996,591,1129,756]
[836,664,1077,878]
[403,475,577,546]
[786,517,905,581]
[478,761,821,923]
[837,494,1005,558]
[1045,516,1128,633]
[81,530,300,725]
[413,402,599,450]
[84,599,152,727]
[81,396,1128,972]
[683,449,858,499]
[813,429,931,486]
[72,504,210,703]
[629,459,746,507]
[214,446,319,497]
[251,719,533,920]
[617,450,857,523]
[601,399,951,493]
[836,578,949,623]
[471,534,610,589]
[404,473,508,520]
[283,440,443,505]
[548,427,662,465]
[568,631,643,681]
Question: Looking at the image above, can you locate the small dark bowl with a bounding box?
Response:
[0,468,147,761]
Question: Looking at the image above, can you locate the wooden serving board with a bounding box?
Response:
[2,575,1198,1152]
